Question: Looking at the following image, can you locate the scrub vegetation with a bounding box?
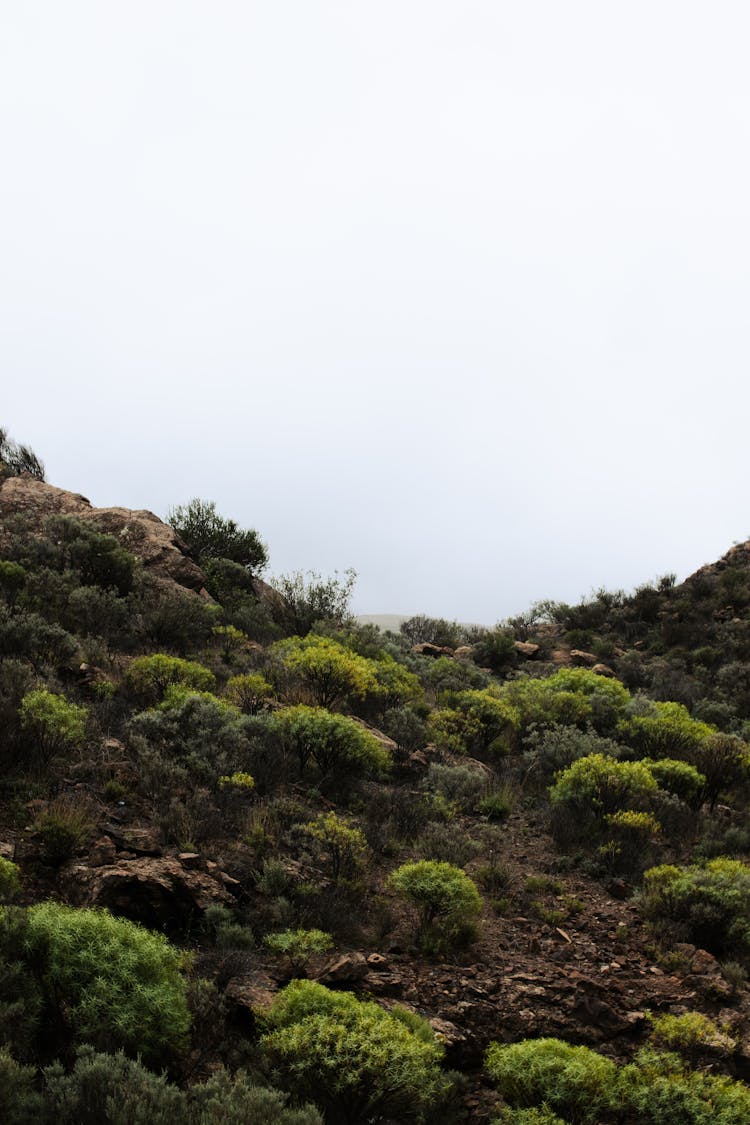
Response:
[1,429,750,1121]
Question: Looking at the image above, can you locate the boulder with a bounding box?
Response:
[0,476,209,597]
[63,856,232,932]
[569,649,598,667]
[411,642,454,658]
[514,641,540,658]
[592,663,616,677]
[317,951,369,985]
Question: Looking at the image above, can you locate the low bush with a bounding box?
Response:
[485,1037,616,1123]
[19,689,88,769]
[125,654,216,704]
[264,928,333,977]
[25,902,191,1061]
[260,979,449,1122]
[639,858,750,958]
[270,705,390,785]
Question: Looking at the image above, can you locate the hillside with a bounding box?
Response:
[1,465,749,1123]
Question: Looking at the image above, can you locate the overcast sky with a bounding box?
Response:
[2,2,749,623]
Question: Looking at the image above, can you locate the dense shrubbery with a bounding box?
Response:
[260,980,449,1122]
[270,704,390,784]
[168,498,268,574]
[639,858,750,958]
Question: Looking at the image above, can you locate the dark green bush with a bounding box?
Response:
[639,858,750,958]
[168,498,268,574]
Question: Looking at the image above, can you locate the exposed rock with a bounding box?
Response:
[411,642,454,657]
[0,476,209,597]
[570,649,598,667]
[453,645,476,660]
[592,663,616,677]
[685,948,734,1000]
[352,719,398,758]
[102,824,163,856]
[317,951,369,985]
[514,641,540,658]
[63,856,232,931]
[89,836,118,866]
[224,973,278,1035]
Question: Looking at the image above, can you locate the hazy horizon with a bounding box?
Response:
[3,3,750,623]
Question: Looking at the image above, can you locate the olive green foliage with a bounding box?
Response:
[260,980,448,1122]
[640,858,750,958]
[493,1109,568,1125]
[0,426,45,479]
[39,1046,323,1125]
[270,634,377,708]
[429,689,519,757]
[366,653,424,714]
[168,498,268,573]
[0,1049,43,1125]
[400,615,470,648]
[0,857,21,902]
[263,928,333,976]
[471,628,518,673]
[270,568,357,635]
[271,705,390,782]
[549,754,657,842]
[501,668,630,736]
[643,758,706,806]
[649,1011,737,1060]
[301,812,369,880]
[24,903,190,1061]
[424,762,489,812]
[224,672,274,713]
[125,654,216,704]
[388,860,482,950]
[0,560,26,602]
[689,733,749,809]
[620,701,715,760]
[19,689,87,767]
[485,1038,616,1123]
[33,797,94,863]
[485,1036,750,1125]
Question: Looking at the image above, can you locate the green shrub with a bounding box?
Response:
[19,689,88,768]
[39,1046,323,1125]
[379,705,427,753]
[25,902,190,1061]
[616,1046,750,1125]
[271,705,390,784]
[549,754,657,844]
[0,857,20,902]
[493,1109,569,1125]
[269,635,377,708]
[0,426,45,480]
[639,858,750,958]
[168,498,268,573]
[620,701,715,760]
[33,797,94,863]
[649,1011,737,1060]
[688,733,749,810]
[125,654,216,704]
[224,672,274,713]
[428,689,519,757]
[0,561,26,603]
[269,569,357,636]
[388,860,482,951]
[643,758,706,806]
[424,763,489,811]
[485,1038,616,1123]
[600,810,661,877]
[0,608,78,668]
[0,1049,42,1125]
[479,785,515,821]
[418,822,482,868]
[130,692,255,784]
[260,980,449,1122]
[264,928,333,976]
[301,812,369,880]
[522,724,622,785]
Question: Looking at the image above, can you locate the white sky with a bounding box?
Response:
[2,2,749,623]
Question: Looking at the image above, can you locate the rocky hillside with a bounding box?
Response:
[0,471,749,1124]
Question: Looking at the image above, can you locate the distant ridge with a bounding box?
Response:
[355,614,410,632]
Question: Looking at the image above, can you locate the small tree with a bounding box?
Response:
[270,569,357,635]
[125,654,216,704]
[270,635,377,709]
[388,860,482,951]
[0,426,45,480]
[168,498,268,573]
[19,689,88,768]
[302,812,369,881]
[264,929,333,977]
